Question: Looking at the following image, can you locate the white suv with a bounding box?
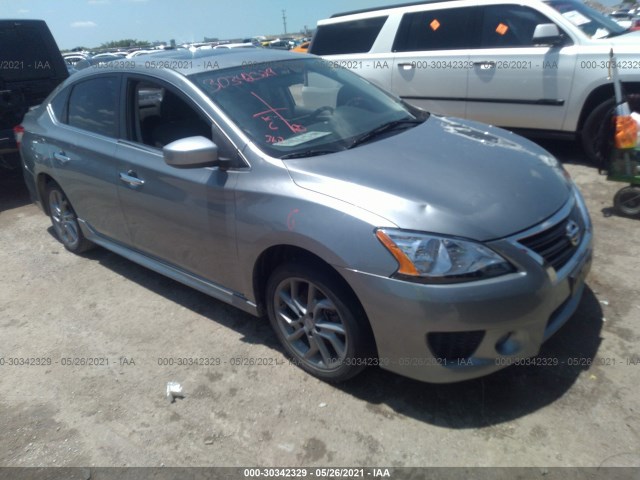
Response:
[309,0,640,163]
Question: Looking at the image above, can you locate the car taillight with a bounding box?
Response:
[13,125,25,148]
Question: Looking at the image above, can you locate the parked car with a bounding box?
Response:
[213,43,257,49]
[125,49,164,59]
[0,19,68,167]
[629,16,640,32]
[72,55,125,71]
[309,0,640,164]
[267,39,292,50]
[18,49,593,383]
[62,53,90,66]
[609,11,635,29]
[292,41,311,53]
[93,52,128,59]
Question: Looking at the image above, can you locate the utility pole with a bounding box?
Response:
[282,9,287,35]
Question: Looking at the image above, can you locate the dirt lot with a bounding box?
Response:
[0,142,639,469]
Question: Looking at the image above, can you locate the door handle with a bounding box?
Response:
[119,170,145,187]
[473,61,496,70]
[54,152,71,164]
[397,62,415,70]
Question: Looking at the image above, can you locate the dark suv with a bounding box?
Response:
[1,20,68,168]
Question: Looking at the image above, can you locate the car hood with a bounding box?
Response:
[283,116,573,241]
[601,30,640,44]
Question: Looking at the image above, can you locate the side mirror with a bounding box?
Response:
[163,136,222,169]
[532,23,563,46]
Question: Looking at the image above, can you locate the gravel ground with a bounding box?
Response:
[0,141,639,469]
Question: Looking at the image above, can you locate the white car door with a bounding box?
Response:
[389,6,476,118]
[465,4,577,131]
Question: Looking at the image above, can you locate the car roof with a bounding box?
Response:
[327,0,551,20]
[0,19,49,26]
[330,0,455,18]
[84,48,305,78]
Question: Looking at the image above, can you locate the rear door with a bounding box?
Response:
[465,4,577,130]
[44,75,130,243]
[310,16,393,90]
[390,6,478,118]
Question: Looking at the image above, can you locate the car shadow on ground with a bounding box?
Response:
[79,246,283,349]
[0,164,31,213]
[338,286,603,428]
[79,245,602,428]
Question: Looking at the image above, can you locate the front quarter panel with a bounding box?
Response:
[233,151,400,305]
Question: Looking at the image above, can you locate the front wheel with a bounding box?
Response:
[581,98,616,167]
[582,94,640,166]
[46,183,94,253]
[266,262,372,382]
[614,186,640,218]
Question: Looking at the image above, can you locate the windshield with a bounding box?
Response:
[191,58,423,158]
[546,0,628,38]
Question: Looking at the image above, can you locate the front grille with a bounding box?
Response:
[427,331,485,362]
[518,205,584,272]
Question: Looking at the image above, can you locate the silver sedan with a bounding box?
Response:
[18,49,593,383]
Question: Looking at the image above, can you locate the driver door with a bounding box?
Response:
[115,76,241,288]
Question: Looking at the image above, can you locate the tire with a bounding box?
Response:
[266,262,372,382]
[614,186,640,218]
[581,98,616,167]
[45,182,94,253]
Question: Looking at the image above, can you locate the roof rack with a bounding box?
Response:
[330,0,454,18]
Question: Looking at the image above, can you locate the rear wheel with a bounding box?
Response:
[614,186,640,218]
[45,183,94,253]
[266,262,371,382]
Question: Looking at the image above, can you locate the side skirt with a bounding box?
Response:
[78,219,259,317]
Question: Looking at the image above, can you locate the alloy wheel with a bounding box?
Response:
[49,188,80,248]
[273,277,349,371]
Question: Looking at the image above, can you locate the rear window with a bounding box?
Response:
[310,16,388,55]
[393,8,477,52]
[0,24,60,81]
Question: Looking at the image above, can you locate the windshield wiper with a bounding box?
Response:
[348,119,423,150]
[280,149,341,159]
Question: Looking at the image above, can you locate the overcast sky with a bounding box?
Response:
[1,0,626,50]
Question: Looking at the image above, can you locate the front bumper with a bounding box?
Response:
[340,191,593,383]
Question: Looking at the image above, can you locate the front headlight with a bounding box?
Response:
[376,229,514,284]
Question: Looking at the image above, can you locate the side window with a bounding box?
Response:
[393,8,477,52]
[67,76,119,137]
[129,80,211,149]
[310,16,388,55]
[128,79,237,161]
[480,5,556,48]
